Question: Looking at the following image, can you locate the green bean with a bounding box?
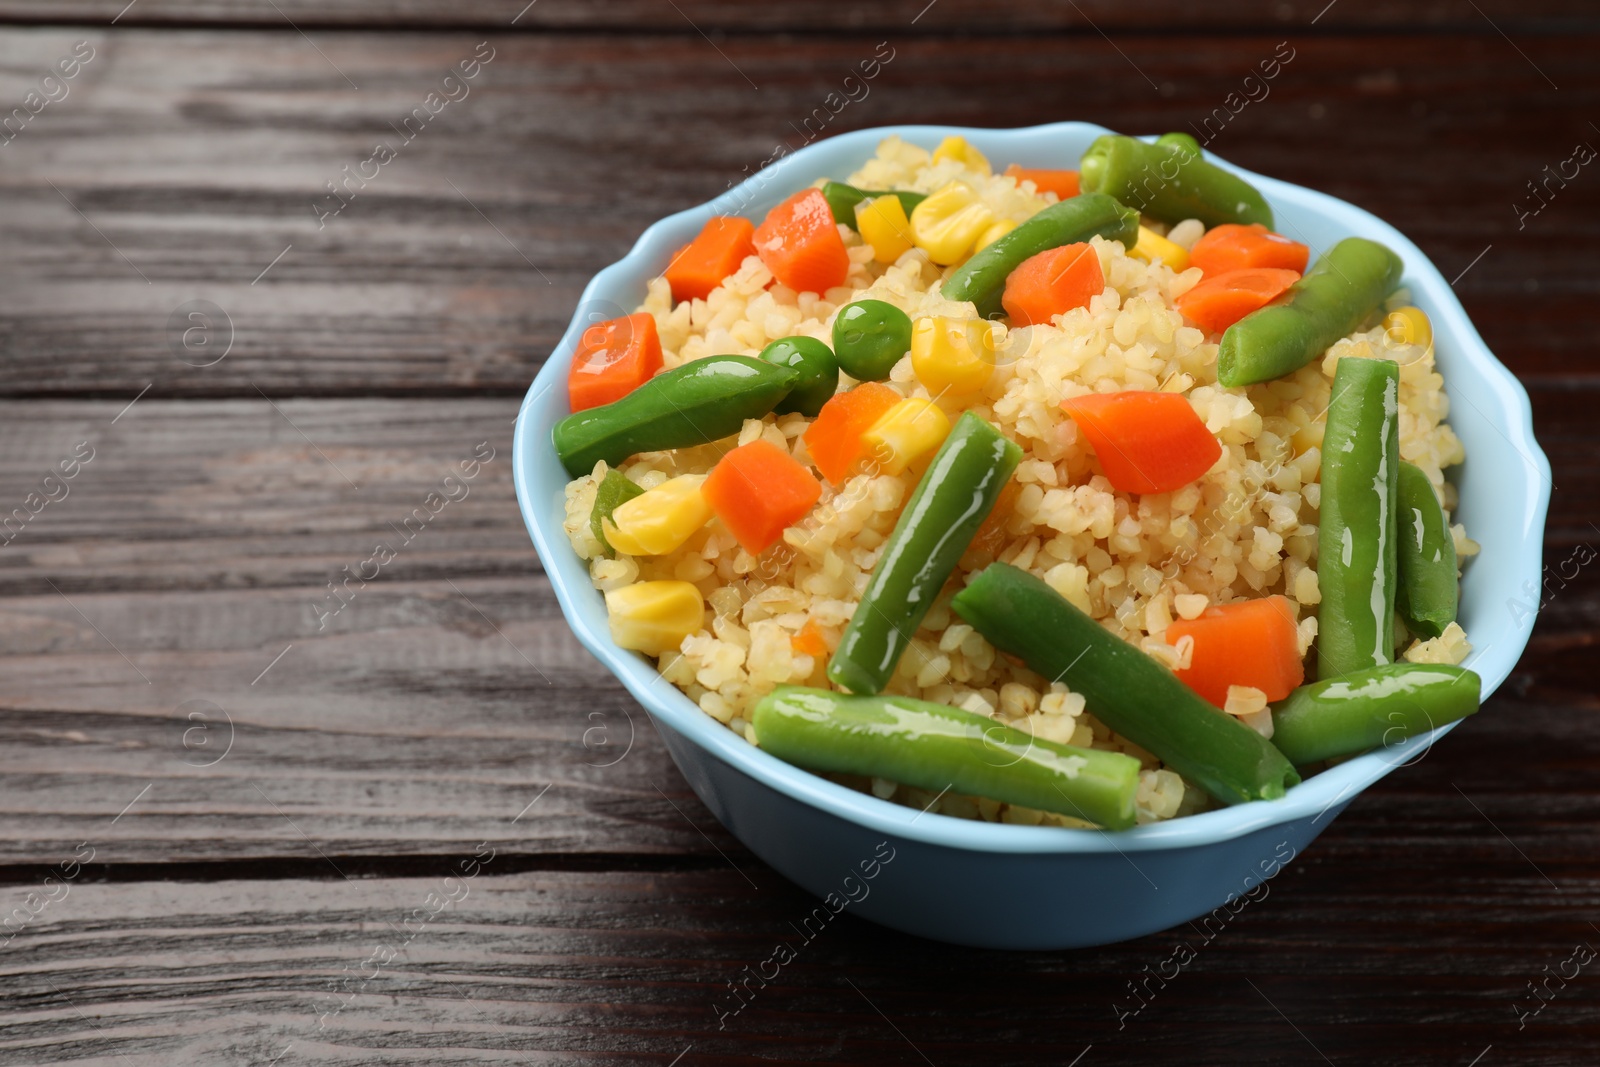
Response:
[1270,663,1480,764]
[821,181,927,232]
[1316,357,1401,680]
[589,468,644,556]
[828,413,1021,695]
[552,355,797,477]
[1217,237,1404,387]
[940,193,1139,319]
[1077,133,1273,229]
[759,336,839,417]
[951,563,1301,805]
[832,299,913,382]
[752,686,1142,830]
[1395,462,1459,638]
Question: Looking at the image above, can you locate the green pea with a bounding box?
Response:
[758,336,839,417]
[831,299,912,382]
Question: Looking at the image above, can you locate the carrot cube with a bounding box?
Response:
[703,439,822,555]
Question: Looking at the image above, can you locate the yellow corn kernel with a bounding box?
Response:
[605,580,704,656]
[975,218,1017,251]
[910,182,996,266]
[1130,225,1190,271]
[932,135,991,176]
[911,316,996,396]
[602,474,711,556]
[855,195,915,264]
[1383,306,1432,353]
[861,397,952,476]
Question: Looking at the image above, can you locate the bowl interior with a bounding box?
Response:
[512,121,1550,854]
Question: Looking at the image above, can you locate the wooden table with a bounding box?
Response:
[0,2,1595,1063]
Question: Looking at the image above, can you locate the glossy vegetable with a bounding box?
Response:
[553,355,797,477]
[663,216,756,303]
[1189,223,1308,277]
[601,474,712,557]
[1270,663,1481,765]
[802,381,901,484]
[860,396,952,476]
[1176,266,1301,334]
[702,439,822,555]
[940,193,1139,320]
[1003,163,1080,200]
[605,580,705,656]
[828,413,1021,695]
[759,336,839,417]
[566,312,663,413]
[909,182,997,265]
[1059,390,1221,494]
[951,563,1301,805]
[1217,237,1405,388]
[753,188,851,294]
[751,686,1142,830]
[854,195,915,263]
[820,181,927,231]
[931,135,991,174]
[1396,461,1459,638]
[1130,226,1190,271]
[1165,595,1304,707]
[832,299,913,382]
[1315,357,1401,680]
[1078,133,1273,228]
[910,315,996,396]
[1383,305,1432,352]
[589,468,644,556]
[1001,242,1104,326]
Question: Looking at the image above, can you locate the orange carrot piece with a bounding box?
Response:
[566,312,663,413]
[790,618,830,658]
[752,188,851,295]
[1000,242,1103,326]
[703,439,822,555]
[1164,596,1305,708]
[1060,390,1221,495]
[1189,223,1308,277]
[1174,267,1301,334]
[1004,164,1080,200]
[803,382,901,485]
[664,216,757,303]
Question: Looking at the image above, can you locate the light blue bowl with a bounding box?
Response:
[512,122,1550,949]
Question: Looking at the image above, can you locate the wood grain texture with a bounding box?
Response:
[0,0,1596,31]
[0,29,1591,398]
[0,398,742,862]
[0,5,1596,1064]
[1,821,1597,1067]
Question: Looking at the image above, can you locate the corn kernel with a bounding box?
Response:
[911,315,996,396]
[854,195,915,264]
[1383,306,1432,354]
[910,182,996,266]
[1130,225,1190,271]
[931,135,991,175]
[602,474,711,556]
[861,397,952,475]
[975,218,1017,251]
[605,580,704,655]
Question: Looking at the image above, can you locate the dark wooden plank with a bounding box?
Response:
[0,398,742,862]
[0,29,1589,398]
[2,816,1597,1066]
[0,0,1594,31]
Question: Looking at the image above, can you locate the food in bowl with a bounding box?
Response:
[553,130,1483,831]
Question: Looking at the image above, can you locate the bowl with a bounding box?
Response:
[512,122,1550,949]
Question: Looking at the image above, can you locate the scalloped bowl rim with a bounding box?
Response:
[513,121,1549,856]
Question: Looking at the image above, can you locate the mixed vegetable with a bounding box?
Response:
[551,132,1478,831]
